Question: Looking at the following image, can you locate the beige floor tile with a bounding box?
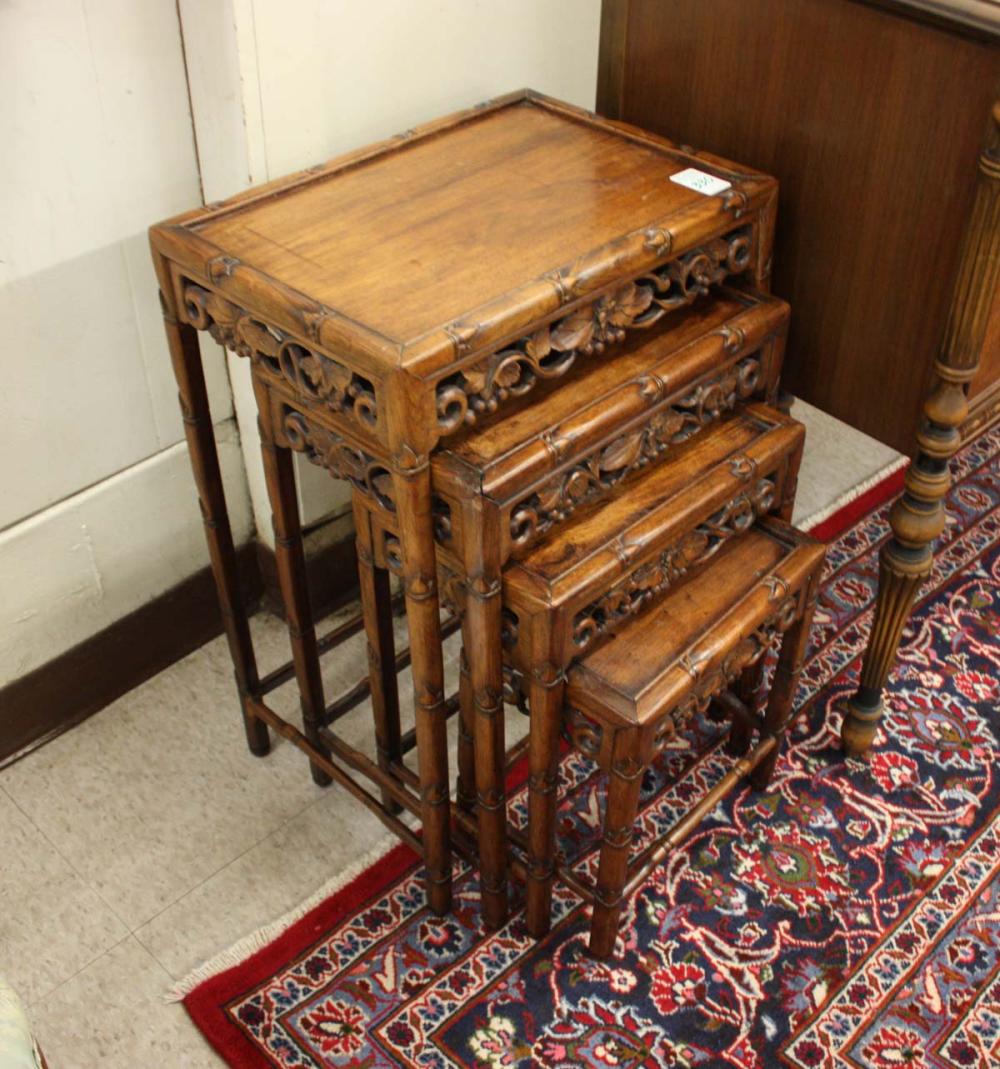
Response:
[135,645,528,984]
[0,632,331,931]
[29,936,221,1068]
[0,789,129,1006]
[135,788,395,980]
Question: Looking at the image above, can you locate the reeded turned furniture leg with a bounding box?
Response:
[590,728,644,959]
[163,310,269,756]
[353,495,402,813]
[392,462,452,915]
[254,377,331,786]
[456,646,477,813]
[459,498,508,929]
[843,102,1000,758]
[751,582,820,790]
[525,664,565,938]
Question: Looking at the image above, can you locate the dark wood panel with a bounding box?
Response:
[605,0,999,452]
[596,0,630,119]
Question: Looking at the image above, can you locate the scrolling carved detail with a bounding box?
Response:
[509,354,761,549]
[281,410,394,511]
[572,478,777,653]
[435,229,753,433]
[182,282,378,429]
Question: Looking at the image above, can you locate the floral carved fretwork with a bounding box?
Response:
[571,478,777,653]
[182,282,378,430]
[281,410,394,511]
[652,594,798,753]
[508,354,761,549]
[435,228,752,433]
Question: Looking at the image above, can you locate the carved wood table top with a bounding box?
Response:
[151,89,777,460]
[150,89,779,919]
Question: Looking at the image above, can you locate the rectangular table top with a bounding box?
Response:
[151,91,775,381]
[566,521,824,724]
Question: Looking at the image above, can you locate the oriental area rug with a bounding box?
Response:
[183,422,999,1068]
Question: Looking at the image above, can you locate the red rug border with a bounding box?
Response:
[185,738,537,1064]
[185,841,418,1066]
[183,461,911,1064]
[807,462,908,542]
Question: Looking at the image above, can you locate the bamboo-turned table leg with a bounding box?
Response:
[392,461,452,915]
[728,435,803,757]
[842,102,1000,758]
[525,663,565,938]
[163,308,269,757]
[458,498,509,929]
[352,494,403,813]
[590,728,644,959]
[751,578,820,790]
[254,377,332,786]
[456,648,477,814]
[726,660,763,757]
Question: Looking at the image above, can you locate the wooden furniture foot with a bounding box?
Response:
[842,547,930,758]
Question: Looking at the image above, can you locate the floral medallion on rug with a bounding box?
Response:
[185,423,1000,1068]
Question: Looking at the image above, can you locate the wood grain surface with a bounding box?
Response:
[601,0,1000,451]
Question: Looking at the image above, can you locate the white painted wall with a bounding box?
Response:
[180,0,602,541]
[1,0,600,691]
[0,0,252,688]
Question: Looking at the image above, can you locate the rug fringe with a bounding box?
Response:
[800,455,908,533]
[164,836,396,1002]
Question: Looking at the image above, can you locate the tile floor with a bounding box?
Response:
[0,401,903,1067]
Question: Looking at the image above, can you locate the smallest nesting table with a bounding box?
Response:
[150,89,779,916]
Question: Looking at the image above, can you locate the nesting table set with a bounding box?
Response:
[151,91,825,958]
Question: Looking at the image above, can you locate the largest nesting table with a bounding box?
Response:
[149,89,779,918]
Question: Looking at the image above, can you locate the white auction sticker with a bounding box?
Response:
[669,168,732,196]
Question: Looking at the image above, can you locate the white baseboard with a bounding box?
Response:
[0,421,253,688]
